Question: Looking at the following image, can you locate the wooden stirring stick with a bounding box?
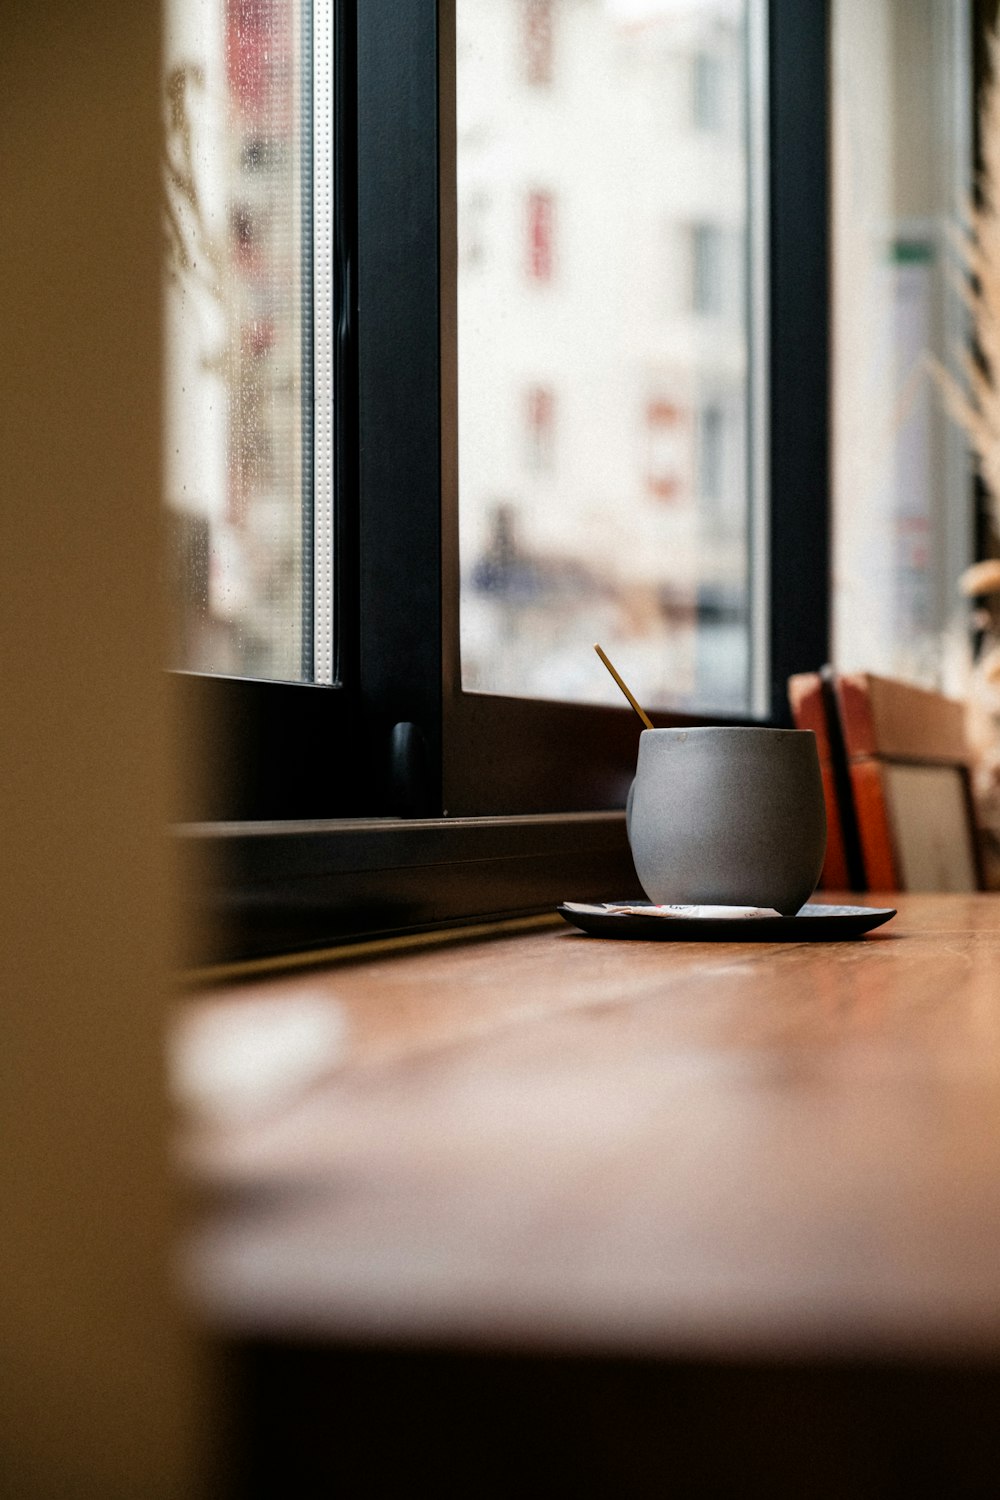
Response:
[594,643,654,730]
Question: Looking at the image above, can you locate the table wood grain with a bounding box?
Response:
[178,893,1000,1363]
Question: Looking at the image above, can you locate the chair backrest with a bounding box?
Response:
[789,668,983,893]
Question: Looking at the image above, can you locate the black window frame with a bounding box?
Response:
[176,0,830,968]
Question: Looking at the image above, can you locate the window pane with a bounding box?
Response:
[164,0,315,682]
[831,0,971,686]
[457,0,757,714]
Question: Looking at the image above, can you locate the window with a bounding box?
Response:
[646,398,688,501]
[164,0,318,684]
[168,0,831,962]
[525,189,556,282]
[698,402,726,507]
[457,0,760,717]
[459,188,491,267]
[525,384,557,474]
[830,0,972,686]
[691,222,725,316]
[692,48,725,132]
[522,0,555,87]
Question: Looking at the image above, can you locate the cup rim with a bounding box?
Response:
[639,725,813,737]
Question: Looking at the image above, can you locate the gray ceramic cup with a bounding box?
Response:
[625,727,826,915]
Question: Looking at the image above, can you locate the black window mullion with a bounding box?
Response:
[767,0,831,721]
[355,0,444,816]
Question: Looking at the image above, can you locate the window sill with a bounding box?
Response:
[176,811,642,969]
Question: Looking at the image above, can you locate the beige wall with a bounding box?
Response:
[1,5,208,1495]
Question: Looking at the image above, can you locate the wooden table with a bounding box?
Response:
[178,894,1000,1495]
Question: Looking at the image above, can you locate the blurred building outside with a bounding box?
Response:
[165,0,305,682]
[457,0,754,714]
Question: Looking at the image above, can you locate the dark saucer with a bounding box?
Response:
[557,900,897,942]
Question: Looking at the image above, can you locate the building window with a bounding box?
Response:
[459,188,491,267]
[692,49,724,131]
[691,222,724,315]
[698,402,726,506]
[525,384,557,473]
[522,0,555,87]
[526,189,555,282]
[646,399,689,501]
